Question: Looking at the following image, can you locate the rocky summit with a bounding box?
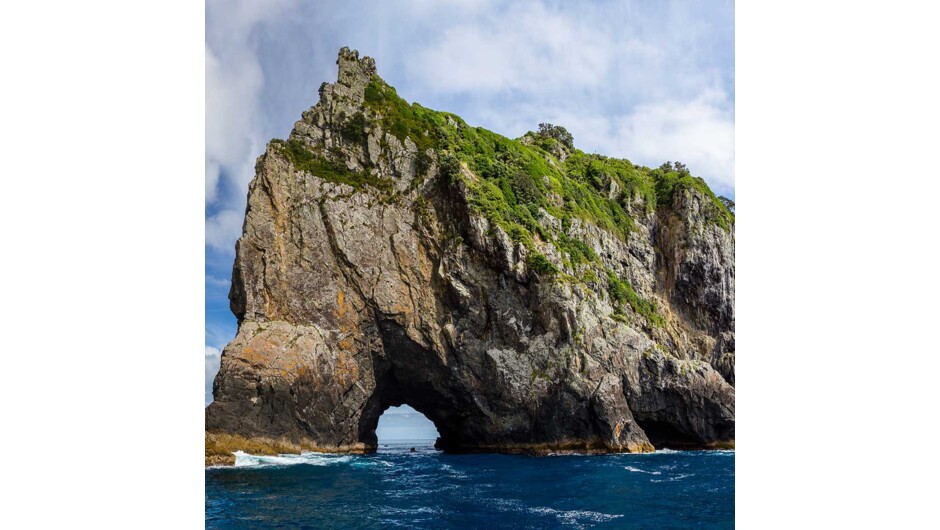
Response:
[205,47,735,466]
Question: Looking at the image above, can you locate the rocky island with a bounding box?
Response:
[205,48,735,466]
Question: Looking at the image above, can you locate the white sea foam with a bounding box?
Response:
[379,506,442,516]
[528,506,624,525]
[624,466,661,475]
[494,499,623,525]
[350,458,395,469]
[651,473,693,483]
[232,451,352,468]
[633,447,735,456]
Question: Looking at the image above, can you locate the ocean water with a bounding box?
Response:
[205,441,734,529]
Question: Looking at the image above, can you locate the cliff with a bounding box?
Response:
[206,48,735,465]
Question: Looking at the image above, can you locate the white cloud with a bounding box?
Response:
[205,44,261,203]
[205,208,244,253]
[395,1,734,195]
[205,345,222,405]
[559,90,736,196]
[205,0,297,205]
[205,321,237,353]
[205,159,221,203]
[205,274,230,288]
[617,93,735,194]
[410,1,614,94]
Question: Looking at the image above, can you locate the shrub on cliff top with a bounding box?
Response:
[653,168,734,231]
[536,123,574,149]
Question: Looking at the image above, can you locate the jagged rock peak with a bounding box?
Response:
[337,46,376,81]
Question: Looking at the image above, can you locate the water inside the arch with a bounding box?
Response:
[207,407,734,529]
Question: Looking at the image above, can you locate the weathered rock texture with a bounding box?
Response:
[206,48,735,462]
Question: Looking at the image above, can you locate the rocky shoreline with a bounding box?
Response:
[206,432,735,467]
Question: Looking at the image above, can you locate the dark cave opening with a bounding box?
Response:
[635,419,701,449]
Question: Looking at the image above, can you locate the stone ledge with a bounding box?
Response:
[205,432,371,467]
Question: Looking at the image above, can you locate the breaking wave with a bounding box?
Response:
[232,451,353,468]
[624,465,662,475]
[528,506,624,525]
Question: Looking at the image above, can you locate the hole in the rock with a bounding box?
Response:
[375,405,441,451]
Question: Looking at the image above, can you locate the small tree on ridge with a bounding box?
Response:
[536,123,574,149]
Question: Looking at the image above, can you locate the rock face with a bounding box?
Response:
[206,48,735,459]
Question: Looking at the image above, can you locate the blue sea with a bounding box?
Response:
[206,408,734,529]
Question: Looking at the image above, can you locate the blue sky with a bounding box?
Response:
[205,0,735,405]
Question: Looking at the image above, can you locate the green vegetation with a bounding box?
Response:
[415,150,432,177]
[277,74,731,299]
[564,151,656,214]
[556,232,597,268]
[718,196,735,212]
[339,111,369,146]
[363,76,448,152]
[528,252,560,276]
[361,76,634,247]
[413,195,433,226]
[272,138,394,194]
[438,154,461,182]
[358,74,733,245]
[606,271,664,328]
[442,125,639,250]
[652,168,735,231]
[530,369,552,382]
